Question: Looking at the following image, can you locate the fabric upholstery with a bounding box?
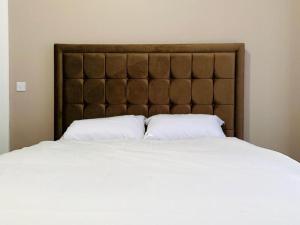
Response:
[55,44,244,139]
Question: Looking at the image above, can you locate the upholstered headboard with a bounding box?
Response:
[54,44,244,140]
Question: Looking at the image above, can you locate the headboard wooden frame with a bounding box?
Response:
[54,43,244,140]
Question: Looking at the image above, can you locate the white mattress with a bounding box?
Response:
[0,138,300,225]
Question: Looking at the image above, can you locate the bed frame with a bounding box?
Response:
[54,44,245,140]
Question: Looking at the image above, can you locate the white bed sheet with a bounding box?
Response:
[0,138,299,225]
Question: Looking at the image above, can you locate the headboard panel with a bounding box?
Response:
[54,44,244,140]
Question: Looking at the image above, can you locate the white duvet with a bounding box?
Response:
[0,138,300,225]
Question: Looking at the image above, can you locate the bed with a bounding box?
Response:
[0,44,300,225]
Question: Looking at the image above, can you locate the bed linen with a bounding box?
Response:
[0,138,299,225]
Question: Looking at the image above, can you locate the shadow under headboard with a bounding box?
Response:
[54,43,244,140]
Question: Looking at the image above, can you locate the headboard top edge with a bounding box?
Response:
[54,43,245,53]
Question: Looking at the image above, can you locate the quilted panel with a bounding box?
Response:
[149,105,170,116]
[225,130,234,137]
[215,53,235,78]
[192,53,214,78]
[84,79,105,104]
[214,105,234,130]
[214,79,235,104]
[149,79,170,104]
[127,79,148,105]
[106,79,127,104]
[127,105,148,116]
[84,53,105,78]
[170,79,191,104]
[84,104,105,119]
[149,54,170,78]
[64,53,83,78]
[64,79,83,104]
[106,105,127,117]
[192,105,213,114]
[192,79,213,104]
[64,104,83,129]
[171,105,191,114]
[127,54,148,78]
[106,54,127,78]
[171,54,192,78]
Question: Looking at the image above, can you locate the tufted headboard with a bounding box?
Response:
[54,43,244,140]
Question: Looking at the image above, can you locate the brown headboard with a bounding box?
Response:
[54,43,244,140]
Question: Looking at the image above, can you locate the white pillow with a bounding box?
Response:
[62,115,145,141]
[144,114,225,140]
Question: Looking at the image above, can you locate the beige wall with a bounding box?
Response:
[290,0,300,161]
[9,0,300,161]
[0,0,9,154]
